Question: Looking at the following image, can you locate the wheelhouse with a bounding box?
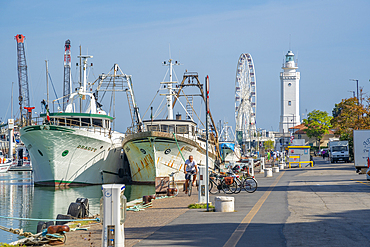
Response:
[39,113,113,129]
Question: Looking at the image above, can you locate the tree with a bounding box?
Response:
[331,96,370,160]
[264,140,274,150]
[303,110,332,147]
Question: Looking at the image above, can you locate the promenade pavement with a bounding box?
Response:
[63,157,370,247]
[135,158,370,247]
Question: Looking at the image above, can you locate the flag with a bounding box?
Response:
[46,105,50,121]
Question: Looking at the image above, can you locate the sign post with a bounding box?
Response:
[205,75,210,211]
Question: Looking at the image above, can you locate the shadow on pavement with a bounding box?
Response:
[132,209,370,247]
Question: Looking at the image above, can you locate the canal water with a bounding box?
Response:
[0,171,155,243]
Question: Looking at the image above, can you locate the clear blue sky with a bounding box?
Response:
[0,0,369,133]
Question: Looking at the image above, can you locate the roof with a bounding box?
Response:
[289,124,335,134]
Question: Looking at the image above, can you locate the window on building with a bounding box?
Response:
[288,101,291,106]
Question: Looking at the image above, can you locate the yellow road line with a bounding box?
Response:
[223,171,285,247]
[351,179,370,186]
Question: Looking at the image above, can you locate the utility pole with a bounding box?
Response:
[205,75,210,212]
[350,79,359,120]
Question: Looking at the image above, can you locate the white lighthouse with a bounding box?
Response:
[279,50,300,133]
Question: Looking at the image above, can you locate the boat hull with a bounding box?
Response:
[123,131,216,184]
[20,125,125,186]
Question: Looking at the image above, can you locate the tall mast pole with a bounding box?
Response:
[79,45,82,112]
[45,60,49,107]
[11,82,14,119]
[113,64,117,130]
[167,59,173,120]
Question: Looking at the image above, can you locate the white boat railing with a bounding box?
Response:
[27,117,112,137]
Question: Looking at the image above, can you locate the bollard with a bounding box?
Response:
[215,196,234,212]
[102,184,126,247]
[198,166,207,204]
[248,158,255,177]
[143,195,151,204]
[264,168,273,177]
[278,163,284,170]
[272,167,279,173]
[260,157,265,173]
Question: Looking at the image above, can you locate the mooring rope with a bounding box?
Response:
[0,215,100,222]
[172,133,186,163]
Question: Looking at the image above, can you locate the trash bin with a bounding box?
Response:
[215,196,234,212]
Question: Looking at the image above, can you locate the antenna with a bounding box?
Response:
[289,34,291,50]
[169,43,171,59]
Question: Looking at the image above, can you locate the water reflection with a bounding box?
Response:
[0,172,154,243]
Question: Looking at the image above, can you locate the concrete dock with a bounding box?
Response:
[64,157,370,246]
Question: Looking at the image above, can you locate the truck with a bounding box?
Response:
[353,130,370,172]
[328,138,349,163]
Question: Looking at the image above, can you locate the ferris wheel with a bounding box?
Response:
[235,53,257,144]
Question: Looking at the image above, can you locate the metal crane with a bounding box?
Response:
[15,34,31,126]
[63,39,72,111]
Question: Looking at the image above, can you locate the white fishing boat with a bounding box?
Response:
[0,160,12,173]
[123,59,220,184]
[20,54,136,186]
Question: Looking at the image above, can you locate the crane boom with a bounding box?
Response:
[63,39,72,111]
[15,34,30,126]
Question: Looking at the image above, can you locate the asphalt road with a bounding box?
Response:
[134,157,370,247]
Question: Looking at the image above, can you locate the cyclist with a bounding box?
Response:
[184,155,198,194]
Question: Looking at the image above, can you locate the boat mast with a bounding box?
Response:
[163,59,179,120]
[45,60,49,107]
[77,53,93,113]
[79,46,82,112]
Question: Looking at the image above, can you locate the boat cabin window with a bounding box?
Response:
[58,118,66,126]
[65,118,80,127]
[176,125,189,134]
[92,118,103,128]
[81,118,91,127]
[147,125,159,131]
[105,120,110,129]
[161,125,169,132]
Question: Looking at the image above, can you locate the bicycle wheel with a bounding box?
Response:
[234,178,242,194]
[209,179,219,194]
[228,180,238,194]
[243,178,257,193]
[221,180,233,194]
[188,179,192,196]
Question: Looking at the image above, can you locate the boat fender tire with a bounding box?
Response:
[56,214,73,225]
[67,202,82,218]
[36,221,46,233]
[76,198,89,218]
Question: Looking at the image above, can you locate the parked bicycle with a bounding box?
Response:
[209,172,238,194]
[231,165,258,193]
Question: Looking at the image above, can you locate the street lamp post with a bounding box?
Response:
[350,79,359,120]
[350,79,359,105]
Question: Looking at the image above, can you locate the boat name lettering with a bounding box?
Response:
[164,149,171,155]
[183,146,193,152]
[77,145,97,152]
